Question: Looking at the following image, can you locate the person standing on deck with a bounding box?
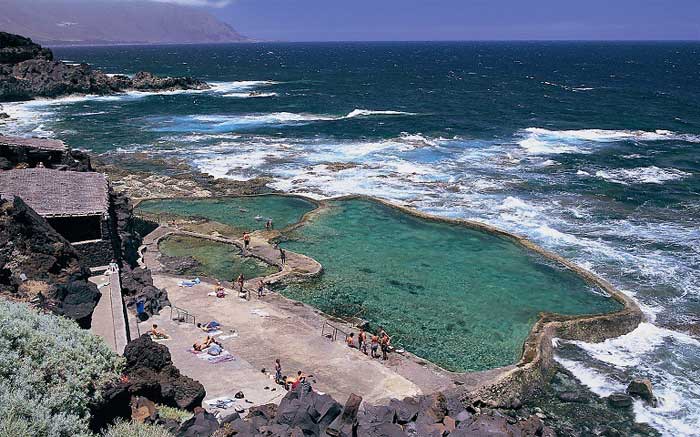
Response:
[243,232,251,251]
[358,327,367,354]
[370,334,379,358]
[381,332,391,361]
[274,358,282,384]
[236,274,245,296]
[279,248,287,265]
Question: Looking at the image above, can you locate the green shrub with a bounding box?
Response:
[155,405,193,424]
[102,420,173,437]
[0,299,124,437]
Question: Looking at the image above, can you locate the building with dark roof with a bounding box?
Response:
[0,168,115,266]
[0,135,91,171]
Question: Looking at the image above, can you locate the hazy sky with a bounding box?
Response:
[178,0,700,41]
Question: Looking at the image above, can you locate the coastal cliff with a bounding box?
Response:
[0,31,209,101]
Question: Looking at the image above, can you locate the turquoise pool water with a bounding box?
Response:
[159,235,278,280]
[279,199,621,372]
[137,195,316,232]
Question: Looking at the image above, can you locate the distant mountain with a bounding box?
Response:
[0,0,247,45]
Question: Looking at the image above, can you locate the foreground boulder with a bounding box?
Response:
[0,195,99,327]
[122,334,205,410]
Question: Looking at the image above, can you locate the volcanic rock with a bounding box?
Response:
[626,378,656,406]
[123,335,205,410]
[0,31,209,102]
[606,392,633,409]
[177,407,219,437]
[120,265,170,317]
[0,195,99,327]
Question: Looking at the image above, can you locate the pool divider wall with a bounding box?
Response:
[136,193,643,407]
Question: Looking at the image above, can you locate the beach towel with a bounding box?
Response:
[178,277,201,287]
[198,350,235,364]
[205,397,236,409]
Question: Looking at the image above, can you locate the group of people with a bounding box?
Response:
[273,358,310,391]
[346,327,392,360]
[228,274,268,300]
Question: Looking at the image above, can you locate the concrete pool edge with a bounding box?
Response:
[135,193,644,407]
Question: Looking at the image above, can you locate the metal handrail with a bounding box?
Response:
[171,305,196,325]
[321,320,349,342]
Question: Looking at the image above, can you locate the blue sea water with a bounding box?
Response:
[2,42,699,435]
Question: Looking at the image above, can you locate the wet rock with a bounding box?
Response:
[606,392,633,409]
[626,378,656,406]
[556,391,588,403]
[177,407,219,437]
[123,335,206,410]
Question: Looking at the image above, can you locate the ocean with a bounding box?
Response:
[2,41,699,435]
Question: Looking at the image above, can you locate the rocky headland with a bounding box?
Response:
[0,32,209,102]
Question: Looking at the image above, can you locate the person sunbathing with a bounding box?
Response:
[193,335,217,351]
[147,324,169,339]
[197,321,221,332]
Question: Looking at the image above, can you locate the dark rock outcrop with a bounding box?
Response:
[120,265,170,317]
[0,31,209,102]
[122,334,206,410]
[177,407,220,437]
[0,195,99,327]
[606,393,633,409]
[0,32,52,64]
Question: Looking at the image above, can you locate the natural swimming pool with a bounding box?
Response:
[145,195,621,372]
[158,235,278,280]
[278,199,621,372]
[137,195,316,233]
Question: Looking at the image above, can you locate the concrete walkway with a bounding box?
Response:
[90,269,129,354]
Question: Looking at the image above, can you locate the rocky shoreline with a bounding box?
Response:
[0,32,208,102]
[0,30,663,437]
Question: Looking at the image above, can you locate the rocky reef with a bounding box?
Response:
[0,31,209,102]
[0,195,100,327]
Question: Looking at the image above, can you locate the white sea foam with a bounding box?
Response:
[222,92,278,98]
[557,324,700,437]
[342,109,416,119]
[594,167,690,185]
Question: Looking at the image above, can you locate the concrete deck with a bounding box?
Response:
[138,225,466,414]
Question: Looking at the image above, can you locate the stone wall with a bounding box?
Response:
[73,239,114,268]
